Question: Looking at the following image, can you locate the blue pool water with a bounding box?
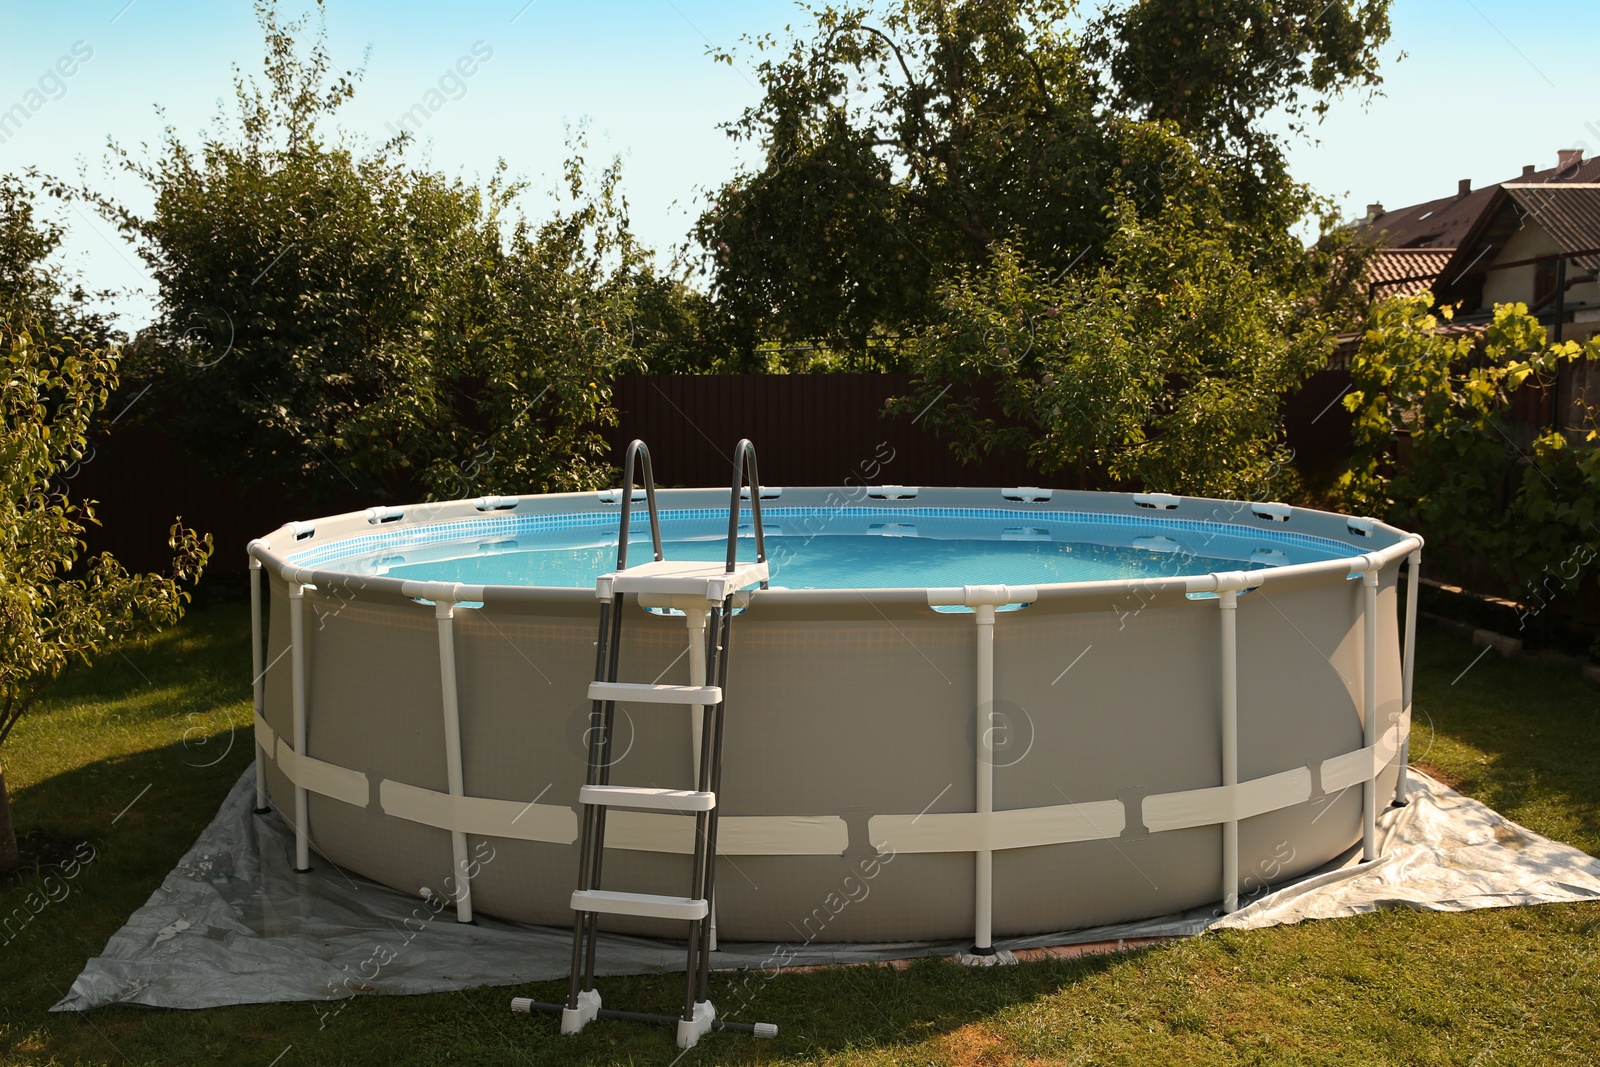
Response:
[305,510,1353,590]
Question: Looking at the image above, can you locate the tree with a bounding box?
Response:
[893,197,1326,498]
[87,1,668,507]
[698,0,1110,365]
[1095,0,1391,156]
[1341,296,1600,602]
[620,268,740,375]
[0,175,116,352]
[0,182,210,874]
[0,179,61,331]
[695,0,1390,365]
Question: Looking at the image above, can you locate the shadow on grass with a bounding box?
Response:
[0,734,254,1006]
[7,611,1600,1065]
[5,600,252,830]
[498,949,1136,1064]
[38,950,1139,1067]
[1411,622,1600,857]
[1,601,1135,1065]
[21,600,252,715]
[0,601,257,1061]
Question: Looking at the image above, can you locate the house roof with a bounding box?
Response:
[1356,155,1600,250]
[1504,184,1600,272]
[1360,188,1500,250]
[1367,248,1456,299]
[1433,184,1600,306]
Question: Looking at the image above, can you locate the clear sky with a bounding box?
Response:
[3,0,1598,331]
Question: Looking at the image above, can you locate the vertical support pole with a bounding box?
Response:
[1555,255,1568,346]
[288,582,311,873]
[435,599,473,923]
[972,603,996,953]
[1395,547,1422,806]
[1362,566,1381,861]
[250,557,268,814]
[1219,588,1239,914]
[687,610,709,781]
[566,594,614,1018]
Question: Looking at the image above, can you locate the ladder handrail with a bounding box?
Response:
[616,440,664,571]
[724,439,769,588]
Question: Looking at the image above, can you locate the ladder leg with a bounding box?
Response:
[582,592,628,992]
[685,609,715,950]
[697,601,734,1005]
[582,790,610,988]
[698,608,721,952]
[693,726,721,1007]
[680,603,724,1026]
[681,849,706,1023]
[680,793,711,1025]
[566,596,616,1021]
[679,736,714,1020]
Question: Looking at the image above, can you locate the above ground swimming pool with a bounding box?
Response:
[248,482,1422,947]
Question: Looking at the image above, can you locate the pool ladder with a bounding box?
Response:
[512,439,777,1049]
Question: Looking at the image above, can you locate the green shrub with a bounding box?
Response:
[1343,295,1600,616]
[0,180,209,870]
[87,1,681,506]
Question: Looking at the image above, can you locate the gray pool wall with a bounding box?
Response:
[251,485,1418,943]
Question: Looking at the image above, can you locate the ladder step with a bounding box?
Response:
[571,889,708,921]
[588,681,722,706]
[579,785,716,812]
[599,559,770,601]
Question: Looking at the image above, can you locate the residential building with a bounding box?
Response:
[1352,151,1600,439]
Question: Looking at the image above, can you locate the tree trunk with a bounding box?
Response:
[0,763,19,875]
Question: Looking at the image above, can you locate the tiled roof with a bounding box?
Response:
[1366,248,1455,299]
[1356,156,1600,250]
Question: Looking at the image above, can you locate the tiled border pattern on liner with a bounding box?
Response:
[284,505,1357,569]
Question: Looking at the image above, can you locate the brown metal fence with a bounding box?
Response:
[68,426,360,578]
[73,372,1351,575]
[71,375,1037,575]
[604,373,1030,489]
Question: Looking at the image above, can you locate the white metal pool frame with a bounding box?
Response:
[248,486,1422,951]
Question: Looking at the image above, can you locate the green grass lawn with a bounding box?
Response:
[1,600,1597,1066]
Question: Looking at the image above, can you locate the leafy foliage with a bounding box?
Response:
[0,321,211,752]
[0,176,116,352]
[698,0,1110,363]
[0,180,211,869]
[1094,0,1391,153]
[0,180,62,332]
[894,199,1326,497]
[696,0,1390,366]
[1342,295,1600,595]
[694,0,1387,495]
[86,1,680,507]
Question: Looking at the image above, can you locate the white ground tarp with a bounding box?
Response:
[53,767,1600,1011]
